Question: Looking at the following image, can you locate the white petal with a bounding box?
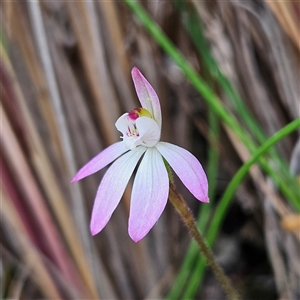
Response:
[115,112,129,135]
[129,148,169,242]
[156,142,209,203]
[136,117,161,147]
[90,146,146,235]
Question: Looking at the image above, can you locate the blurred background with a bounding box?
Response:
[1,1,299,299]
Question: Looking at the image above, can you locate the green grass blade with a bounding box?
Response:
[166,106,221,300]
[125,0,299,209]
[182,117,300,298]
[172,0,298,203]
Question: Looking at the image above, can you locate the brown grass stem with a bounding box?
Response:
[169,182,240,300]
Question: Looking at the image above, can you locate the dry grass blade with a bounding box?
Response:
[1,45,98,298]
[265,0,300,52]
[0,104,79,285]
[97,1,136,111]
[224,125,291,218]
[281,214,300,232]
[2,258,30,300]
[1,188,61,299]
[25,3,101,296]
[67,1,120,145]
[5,1,64,165]
[264,199,300,299]
[1,0,299,298]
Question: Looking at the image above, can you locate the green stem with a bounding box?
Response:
[169,183,240,300]
[208,117,300,247]
[173,0,296,193]
[185,117,300,297]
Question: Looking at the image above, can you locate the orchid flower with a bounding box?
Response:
[72,67,209,242]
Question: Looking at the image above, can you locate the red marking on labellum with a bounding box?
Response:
[128,111,139,120]
[128,107,142,120]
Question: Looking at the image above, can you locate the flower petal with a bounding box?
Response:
[136,117,161,147]
[156,142,209,203]
[131,67,162,129]
[129,148,169,242]
[71,141,128,182]
[90,146,147,235]
[115,112,129,134]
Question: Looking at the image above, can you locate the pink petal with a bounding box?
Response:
[156,142,209,203]
[131,67,162,129]
[71,142,127,182]
[129,148,169,242]
[90,146,146,235]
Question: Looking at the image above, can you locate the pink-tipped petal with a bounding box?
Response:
[131,67,162,129]
[156,142,209,203]
[129,148,169,242]
[90,146,146,235]
[71,142,127,182]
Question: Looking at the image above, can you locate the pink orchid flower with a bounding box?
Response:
[72,67,209,242]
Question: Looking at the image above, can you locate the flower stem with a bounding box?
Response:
[168,182,240,300]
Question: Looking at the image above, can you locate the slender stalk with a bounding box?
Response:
[179,117,300,298]
[168,183,240,300]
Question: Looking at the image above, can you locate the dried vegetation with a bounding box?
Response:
[1,1,299,299]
